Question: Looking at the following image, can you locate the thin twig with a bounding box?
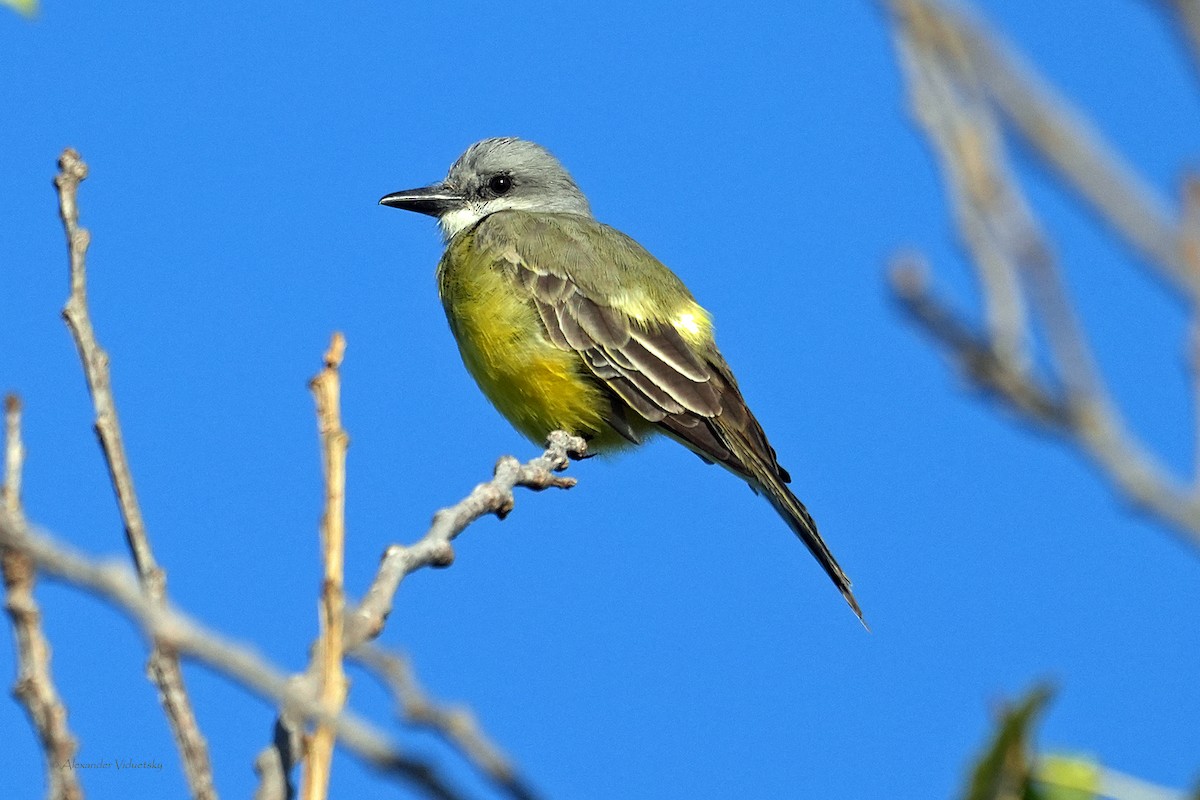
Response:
[0,512,466,800]
[352,643,540,800]
[346,430,586,647]
[300,334,351,800]
[893,0,1106,397]
[55,150,157,580]
[54,147,217,799]
[2,396,83,800]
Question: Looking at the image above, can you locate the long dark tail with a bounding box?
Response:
[751,465,865,627]
[650,353,865,625]
[709,401,866,627]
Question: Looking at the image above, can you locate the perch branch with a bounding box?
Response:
[3,396,83,800]
[346,429,586,647]
[0,512,465,800]
[55,147,218,798]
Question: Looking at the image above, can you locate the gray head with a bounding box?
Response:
[380,138,593,241]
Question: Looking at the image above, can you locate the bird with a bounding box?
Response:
[380,137,862,623]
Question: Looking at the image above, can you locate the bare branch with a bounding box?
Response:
[0,512,466,800]
[351,643,540,800]
[55,149,157,580]
[892,0,1107,398]
[891,262,1200,539]
[54,147,217,799]
[301,334,351,800]
[3,395,83,800]
[347,430,586,647]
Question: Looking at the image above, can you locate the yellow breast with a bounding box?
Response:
[437,242,631,450]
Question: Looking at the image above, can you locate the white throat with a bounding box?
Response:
[438,206,487,241]
[438,196,592,242]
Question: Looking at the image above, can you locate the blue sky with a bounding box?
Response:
[2,2,1198,798]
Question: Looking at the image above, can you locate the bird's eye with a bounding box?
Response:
[488,174,513,195]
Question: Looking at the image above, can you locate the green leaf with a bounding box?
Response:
[962,684,1055,800]
[1,0,37,17]
[1035,755,1100,800]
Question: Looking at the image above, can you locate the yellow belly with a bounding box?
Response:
[438,250,635,451]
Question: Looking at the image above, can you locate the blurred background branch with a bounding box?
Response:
[881,0,1200,546]
[1161,0,1200,76]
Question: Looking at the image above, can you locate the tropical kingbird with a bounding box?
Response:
[380,138,862,622]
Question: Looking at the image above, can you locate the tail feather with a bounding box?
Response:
[674,410,866,626]
[645,353,865,626]
[754,469,866,628]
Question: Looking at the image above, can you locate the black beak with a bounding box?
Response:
[378,184,464,217]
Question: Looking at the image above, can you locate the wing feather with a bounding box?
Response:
[628,324,709,382]
[513,239,722,420]
[481,212,748,464]
[606,374,669,423]
[536,272,572,303]
[595,346,687,415]
[606,336,719,416]
[568,294,631,349]
[555,301,593,351]
[531,298,569,350]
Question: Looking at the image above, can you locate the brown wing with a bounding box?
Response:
[511,252,787,487]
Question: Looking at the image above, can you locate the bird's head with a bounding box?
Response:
[380,137,592,241]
